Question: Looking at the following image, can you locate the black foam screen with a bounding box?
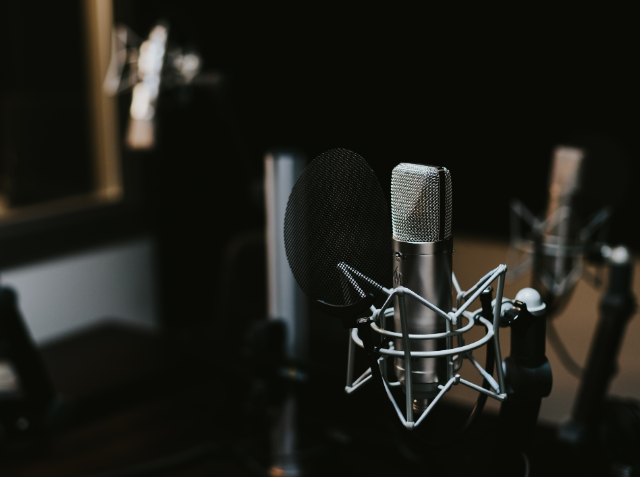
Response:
[284,148,390,307]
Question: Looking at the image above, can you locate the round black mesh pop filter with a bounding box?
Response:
[284,148,390,308]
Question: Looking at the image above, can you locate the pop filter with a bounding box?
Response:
[284,148,390,320]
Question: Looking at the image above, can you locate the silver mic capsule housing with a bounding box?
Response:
[391,164,453,404]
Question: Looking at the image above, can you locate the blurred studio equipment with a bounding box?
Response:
[264,149,307,476]
[0,286,57,448]
[509,139,640,474]
[265,150,308,364]
[508,137,630,316]
[558,245,639,474]
[283,149,553,476]
[103,19,219,150]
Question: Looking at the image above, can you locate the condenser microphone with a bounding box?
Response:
[532,145,586,311]
[527,138,629,314]
[391,163,453,415]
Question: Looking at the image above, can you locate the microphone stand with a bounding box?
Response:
[496,296,552,474]
[558,246,638,473]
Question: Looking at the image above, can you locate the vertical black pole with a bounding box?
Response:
[497,293,552,465]
[561,246,636,447]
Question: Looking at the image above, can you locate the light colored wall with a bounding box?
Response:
[0,237,158,344]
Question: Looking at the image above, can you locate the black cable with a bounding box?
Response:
[457,330,495,437]
[546,317,583,378]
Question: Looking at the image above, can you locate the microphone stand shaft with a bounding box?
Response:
[564,247,636,446]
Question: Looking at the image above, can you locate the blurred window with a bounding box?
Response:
[0,0,121,224]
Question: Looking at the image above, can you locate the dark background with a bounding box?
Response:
[1,2,638,327]
[116,1,639,239]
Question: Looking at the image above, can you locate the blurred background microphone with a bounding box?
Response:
[390,164,453,415]
[510,136,630,317]
[509,136,631,379]
[531,144,587,314]
[264,149,307,477]
[265,150,308,362]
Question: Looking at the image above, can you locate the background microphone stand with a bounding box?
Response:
[557,246,639,475]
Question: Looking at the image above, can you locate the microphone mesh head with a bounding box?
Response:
[391,163,452,242]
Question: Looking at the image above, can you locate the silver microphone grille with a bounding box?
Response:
[391,163,452,242]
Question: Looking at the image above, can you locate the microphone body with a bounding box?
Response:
[391,164,453,412]
[392,239,452,405]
